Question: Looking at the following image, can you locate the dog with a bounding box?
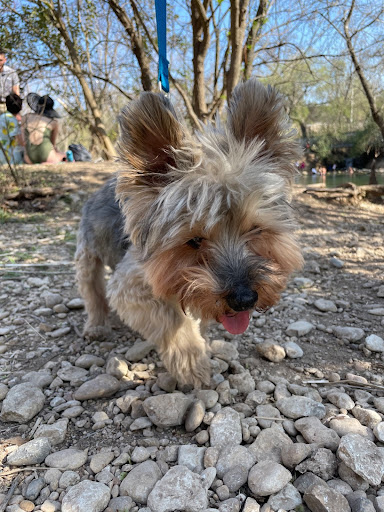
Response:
[75,79,303,387]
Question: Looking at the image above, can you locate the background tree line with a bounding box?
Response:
[1,0,383,164]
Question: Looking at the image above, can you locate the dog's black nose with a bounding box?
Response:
[226,286,258,312]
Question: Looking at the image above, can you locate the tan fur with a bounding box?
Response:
[76,79,303,387]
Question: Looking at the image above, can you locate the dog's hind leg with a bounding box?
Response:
[75,246,111,340]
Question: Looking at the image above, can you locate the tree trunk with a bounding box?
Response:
[344,0,384,141]
[191,0,210,119]
[227,0,250,100]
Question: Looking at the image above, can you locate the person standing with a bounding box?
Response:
[0,49,20,114]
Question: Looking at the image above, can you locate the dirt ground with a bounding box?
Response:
[0,163,384,495]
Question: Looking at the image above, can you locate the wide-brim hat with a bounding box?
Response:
[27,93,61,119]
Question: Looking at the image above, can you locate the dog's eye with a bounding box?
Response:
[186,237,203,249]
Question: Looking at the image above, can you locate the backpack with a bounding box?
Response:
[68,143,92,162]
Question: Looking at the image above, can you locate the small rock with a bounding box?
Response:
[282,341,304,358]
[267,483,302,510]
[61,480,110,512]
[45,448,87,470]
[330,257,345,268]
[66,298,84,309]
[338,433,384,486]
[178,445,205,473]
[304,484,350,512]
[276,396,325,419]
[256,342,286,362]
[120,460,162,504]
[147,465,208,512]
[209,407,242,447]
[34,419,68,446]
[314,299,337,312]
[185,400,205,432]
[143,393,193,428]
[248,461,292,497]
[1,383,45,423]
[286,321,314,337]
[106,356,128,379]
[365,334,384,352]
[295,417,340,451]
[90,452,115,473]
[7,438,51,466]
[333,326,365,342]
[125,340,155,362]
[73,374,120,400]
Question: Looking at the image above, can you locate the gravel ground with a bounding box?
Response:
[1,170,384,512]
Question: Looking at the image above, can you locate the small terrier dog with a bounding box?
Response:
[75,79,303,387]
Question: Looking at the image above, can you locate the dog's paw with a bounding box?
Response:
[83,324,112,341]
[162,347,211,389]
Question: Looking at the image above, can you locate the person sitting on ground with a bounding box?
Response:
[0,93,28,165]
[23,93,66,164]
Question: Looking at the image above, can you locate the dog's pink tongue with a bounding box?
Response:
[220,311,250,335]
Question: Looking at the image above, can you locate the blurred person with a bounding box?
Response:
[23,93,65,164]
[0,93,27,165]
[0,49,20,114]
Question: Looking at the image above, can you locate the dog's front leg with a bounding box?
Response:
[107,256,210,388]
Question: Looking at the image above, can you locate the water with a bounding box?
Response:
[295,171,384,188]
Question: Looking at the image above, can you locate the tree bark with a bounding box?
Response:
[191,0,210,119]
[226,0,250,100]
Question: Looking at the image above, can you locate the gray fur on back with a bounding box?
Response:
[77,177,130,269]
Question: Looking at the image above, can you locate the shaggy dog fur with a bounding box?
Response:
[75,79,303,387]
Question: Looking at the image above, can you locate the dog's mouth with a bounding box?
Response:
[219,311,250,335]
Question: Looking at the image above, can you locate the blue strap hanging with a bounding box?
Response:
[155,0,169,93]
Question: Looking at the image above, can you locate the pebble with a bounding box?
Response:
[34,418,68,445]
[282,340,304,358]
[66,298,84,309]
[209,407,242,447]
[276,396,325,419]
[1,383,45,423]
[338,433,384,486]
[330,256,345,268]
[75,354,105,368]
[185,399,206,432]
[365,333,384,352]
[210,339,239,362]
[61,480,110,512]
[147,465,208,512]
[125,340,155,361]
[304,484,350,512]
[295,417,340,451]
[248,461,292,496]
[120,460,163,504]
[256,342,286,362]
[333,326,365,342]
[143,393,193,427]
[267,483,302,510]
[314,298,337,312]
[45,448,87,470]
[7,438,51,466]
[90,451,115,473]
[73,374,120,400]
[286,321,314,337]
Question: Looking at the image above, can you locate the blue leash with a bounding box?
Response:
[155,0,169,93]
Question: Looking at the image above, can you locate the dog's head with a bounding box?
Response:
[117,80,303,334]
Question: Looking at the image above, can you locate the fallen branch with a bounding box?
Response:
[0,475,21,512]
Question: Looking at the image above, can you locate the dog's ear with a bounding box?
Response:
[226,80,301,177]
[118,92,185,186]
